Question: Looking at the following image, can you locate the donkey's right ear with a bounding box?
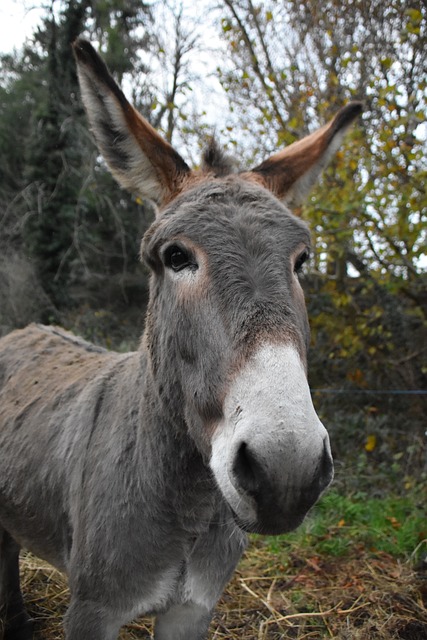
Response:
[246,102,363,207]
[72,39,191,208]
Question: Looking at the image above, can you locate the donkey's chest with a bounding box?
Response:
[128,564,183,618]
[128,547,218,619]
[127,520,244,621]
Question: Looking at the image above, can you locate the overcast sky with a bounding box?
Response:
[0,1,45,54]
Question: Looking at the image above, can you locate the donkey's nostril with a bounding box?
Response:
[233,441,261,494]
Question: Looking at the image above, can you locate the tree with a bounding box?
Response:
[218,0,426,403]
[0,0,154,318]
[0,0,218,343]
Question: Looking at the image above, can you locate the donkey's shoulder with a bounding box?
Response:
[0,323,115,392]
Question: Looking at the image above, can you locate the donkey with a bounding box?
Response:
[0,39,361,640]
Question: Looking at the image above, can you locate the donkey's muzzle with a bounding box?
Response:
[209,343,335,536]
[232,437,334,535]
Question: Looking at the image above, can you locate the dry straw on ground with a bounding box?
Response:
[19,539,427,640]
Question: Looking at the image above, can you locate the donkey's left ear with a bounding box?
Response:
[247,102,363,207]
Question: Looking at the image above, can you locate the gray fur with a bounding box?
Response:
[0,40,361,640]
[0,181,326,639]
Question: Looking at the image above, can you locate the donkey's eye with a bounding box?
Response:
[294,249,310,274]
[163,245,194,272]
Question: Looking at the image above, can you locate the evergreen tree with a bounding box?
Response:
[1,0,154,315]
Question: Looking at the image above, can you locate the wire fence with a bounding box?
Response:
[310,389,427,395]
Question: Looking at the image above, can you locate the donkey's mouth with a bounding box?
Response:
[229,493,315,536]
[224,441,333,536]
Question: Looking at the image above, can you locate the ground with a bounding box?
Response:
[19,538,427,640]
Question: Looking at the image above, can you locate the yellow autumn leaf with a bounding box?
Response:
[365,434,377,452]
[386,516,401,530]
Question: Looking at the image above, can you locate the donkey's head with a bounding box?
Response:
[73,40,362,535]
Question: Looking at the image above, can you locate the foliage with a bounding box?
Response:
[0,0,155,315]
[0,0,215,322]
[218,0,426,416]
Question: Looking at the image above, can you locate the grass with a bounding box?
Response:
[261,487,427,559]
[17,484,427,640]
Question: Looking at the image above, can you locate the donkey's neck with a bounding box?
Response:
[134,348,221,531]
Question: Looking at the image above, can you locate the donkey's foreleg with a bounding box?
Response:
[154,602,212,640]
[63,598,122,640]
[0,528,34,640]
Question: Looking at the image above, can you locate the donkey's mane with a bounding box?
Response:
[201,138,237,177]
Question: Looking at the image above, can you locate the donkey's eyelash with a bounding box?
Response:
[294,249,310,273]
